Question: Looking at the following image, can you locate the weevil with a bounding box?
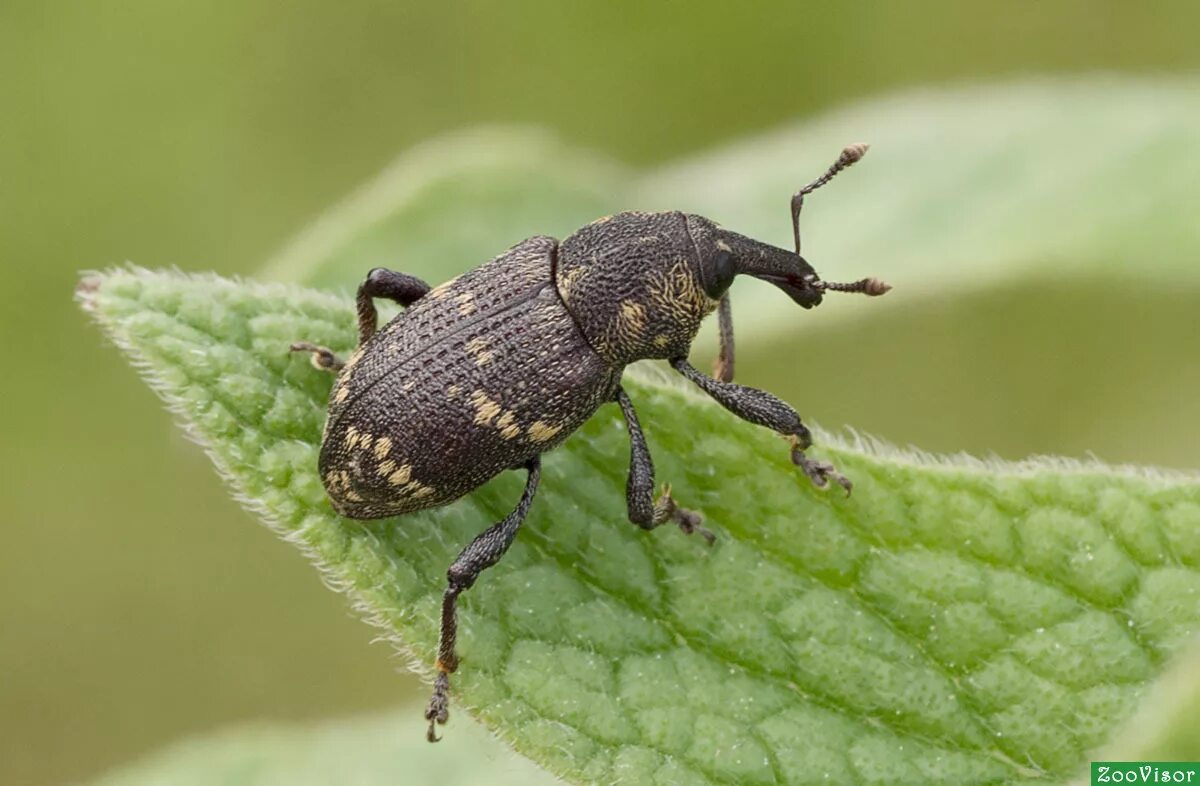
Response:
[291,144,890,742]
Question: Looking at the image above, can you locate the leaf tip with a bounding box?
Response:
[74,271,105,312]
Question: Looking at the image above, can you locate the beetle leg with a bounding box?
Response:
[713,292,735,383]
[290,269,429,369]
[669,357,852,495]
[425,456,541,743]
[616,387,714,544]
[356,267,431,343]
[288,341,344,372]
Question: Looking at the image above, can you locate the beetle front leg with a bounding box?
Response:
[425,457,541,742]
[669,357,852,494]
[615,387,714,544]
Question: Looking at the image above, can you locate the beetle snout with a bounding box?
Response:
[752,271,825,309]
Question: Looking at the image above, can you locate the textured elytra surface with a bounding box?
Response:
[321,235,617,518]
[81,268,1200,785]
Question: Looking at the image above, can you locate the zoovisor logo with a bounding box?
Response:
[1092,763,1200,783]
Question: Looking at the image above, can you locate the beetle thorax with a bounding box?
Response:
[556,211,719,365]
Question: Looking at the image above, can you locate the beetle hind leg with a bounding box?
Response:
[425,457,541,742]
[356,267,431,343]
[616,386,714,544]
[289,342,344,372]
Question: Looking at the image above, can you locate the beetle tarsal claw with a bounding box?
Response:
[424,671,451,743]
[788,437,852,496]
[676,509,717,546]
[289,341,345,372]
[653,486,716,545]
[802,460,851,496]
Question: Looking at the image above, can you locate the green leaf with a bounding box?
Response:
[1093,636,1200,765]
[79,267,1200,784]
[90,708,557,786]
[260,127,628,291]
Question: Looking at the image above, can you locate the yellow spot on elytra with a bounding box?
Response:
[387,463,413,486]
[465,336,495,366]
[344,426,360,450]
[373,437,392,460]
[402,379,416,392]
[324,468,355,499]
[358,433,373,452]
[528,421,562,443]
[469,390,501,426]
[427,278,457,299]
[342,348,364,372]
[495,410,520,439]
[456,292,476,316]
[334,386,349,403]
[653,334,670,348]
[377,458,396,477]
[386,477,433,498]
[716,239,732,252]
[447,384,460,398]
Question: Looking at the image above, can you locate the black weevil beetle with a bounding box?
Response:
[291,143,890,741]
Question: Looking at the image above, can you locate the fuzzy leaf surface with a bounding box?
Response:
[80,268,1200,784]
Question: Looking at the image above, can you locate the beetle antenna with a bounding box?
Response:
[791,142,870,253]
[798,143,870,198]
[820,277,891,297]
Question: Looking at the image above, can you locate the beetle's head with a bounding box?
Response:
[691,142,890,310]
[695,230,822,308]
[691,224,890,310]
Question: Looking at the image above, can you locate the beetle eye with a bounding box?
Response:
[702,250,736,299]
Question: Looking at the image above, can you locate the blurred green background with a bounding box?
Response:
[3,2,1200,784]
